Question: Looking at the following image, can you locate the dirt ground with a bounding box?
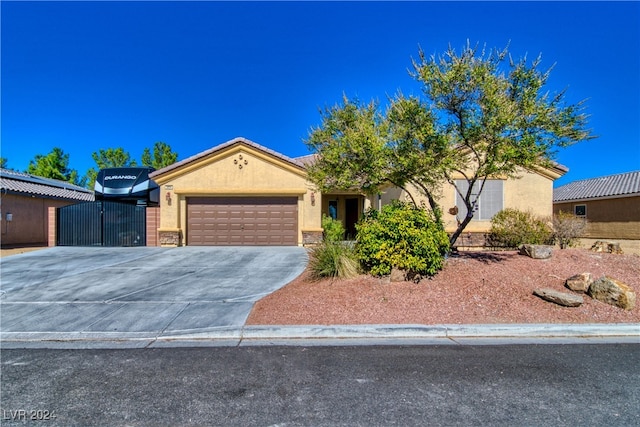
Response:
[247,248,640,325]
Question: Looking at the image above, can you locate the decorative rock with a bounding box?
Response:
[519,244,553,259]
[533,288,584,307]
[565,273,593,293]
[390,267,422,283]
[587,276,636,310]
[390,267,407,282]
[590,241,623,254]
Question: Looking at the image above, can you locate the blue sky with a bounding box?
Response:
[2,1,639,187]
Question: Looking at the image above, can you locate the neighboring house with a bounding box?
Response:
[0,168,94,247]
[149,137,567,247]
[553,170,640,240]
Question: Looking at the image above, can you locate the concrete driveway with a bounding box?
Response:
[0,246,307,347]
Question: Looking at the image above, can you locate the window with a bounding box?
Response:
[574,204,586,217]
[455,180,504,221]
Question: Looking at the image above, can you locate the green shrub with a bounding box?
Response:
[308,241,359,280]
[355,201,450,277]
[488,208,553,248]
[322,214,345,242]
[553,211,587,249]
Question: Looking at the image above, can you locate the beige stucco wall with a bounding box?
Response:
[379,167,556,233]
[150,140,560,244]
[0,194,76,246]
[554,196,640,240]
[152,144,322,246]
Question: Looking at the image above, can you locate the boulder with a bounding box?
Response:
[390,267,407,282]
[533,288,584,307]
[587,276,636,310]
[390,267,422,283]
[519,244,553,259]
[590,241,623,254]
[565,273,593,293]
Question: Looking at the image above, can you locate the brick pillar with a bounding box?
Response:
[146,207,160,246]
[48,206,57,247]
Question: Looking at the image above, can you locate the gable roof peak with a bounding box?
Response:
[149,137,305,178]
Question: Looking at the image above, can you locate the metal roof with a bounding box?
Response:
[0,168,95,202]
[553,170,640,202]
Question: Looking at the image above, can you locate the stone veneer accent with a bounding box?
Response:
[159,230,182,246]
[302,230,323,245]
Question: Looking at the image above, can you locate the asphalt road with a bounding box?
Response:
[2,344,638,426]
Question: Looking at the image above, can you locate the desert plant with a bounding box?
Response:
[553,211,587,249]
[322,214,345,242]
[488,208,554,248]
[355,201,450,277]
[308,241,359,280]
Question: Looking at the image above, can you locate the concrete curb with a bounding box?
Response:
[2,323,638,349]
[243,322,640,338]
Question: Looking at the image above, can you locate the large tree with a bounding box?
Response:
[141,141,178,170]
[305,42,594,246]
[26,147,84,186]
[85,147,137,188]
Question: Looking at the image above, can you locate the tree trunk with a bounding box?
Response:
[449,214,474,247]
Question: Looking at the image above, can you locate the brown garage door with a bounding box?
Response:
[187,197,298,246]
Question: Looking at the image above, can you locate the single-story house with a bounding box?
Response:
[553,170,640,240]
[0,168,94,247]
[149,137,567,247]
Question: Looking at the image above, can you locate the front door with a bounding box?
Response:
[345,198,359,239]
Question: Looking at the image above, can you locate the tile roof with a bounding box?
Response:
[150,137,306,178]
[553,170,640,202]
[0,169,95,202]
[293,153,318,167]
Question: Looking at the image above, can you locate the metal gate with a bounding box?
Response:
[57,201,146,246]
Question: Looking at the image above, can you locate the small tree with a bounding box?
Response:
[306,97,392,197]
[305,42,594,247]
[141,141,178,170]
[553,211,587,249]
[85,147,137,188]
[26,147,83,186]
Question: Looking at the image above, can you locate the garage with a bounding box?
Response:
[149,138,322,247]
[187,196,298,246]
